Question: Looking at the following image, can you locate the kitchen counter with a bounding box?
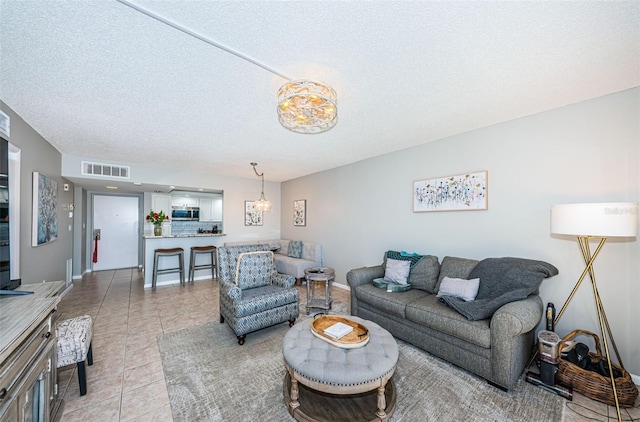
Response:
[143,233,226,239]
[142,234,226,288]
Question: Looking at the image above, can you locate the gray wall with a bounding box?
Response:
[72,186,88,277]
[0,101,73,284]
[281,88,640,375]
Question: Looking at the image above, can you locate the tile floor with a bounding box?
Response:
[56,268,639,422]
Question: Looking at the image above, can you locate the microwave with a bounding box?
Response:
[171,206,199,221]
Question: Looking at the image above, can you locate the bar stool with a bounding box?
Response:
[189,245,217,282]
[152,247,185,289]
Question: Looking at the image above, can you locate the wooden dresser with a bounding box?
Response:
[0,281,68,422]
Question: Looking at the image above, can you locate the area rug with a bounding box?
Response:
[157,312,564,421]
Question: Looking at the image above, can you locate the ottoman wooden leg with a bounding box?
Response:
[376,384,387,420]
[288,368,300,412]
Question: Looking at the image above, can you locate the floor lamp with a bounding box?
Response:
[550,202,638,421]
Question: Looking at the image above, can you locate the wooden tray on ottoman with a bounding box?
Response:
[311,315,369,349]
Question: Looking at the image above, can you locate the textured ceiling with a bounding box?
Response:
[1,1,638,188]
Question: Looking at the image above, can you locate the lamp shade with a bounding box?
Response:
[550,202,638,237]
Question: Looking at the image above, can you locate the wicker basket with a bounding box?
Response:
[556,329,638,407]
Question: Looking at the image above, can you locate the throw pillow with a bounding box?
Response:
[383,259,411,285]
[287,241,303,258]
[382,251,440,293]
[436,276,480,302]
[235,251,274,290]
[436,256,479,292]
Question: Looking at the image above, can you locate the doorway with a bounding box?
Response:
[92,195,140,271]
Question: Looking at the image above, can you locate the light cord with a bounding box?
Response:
[116,0,292,81]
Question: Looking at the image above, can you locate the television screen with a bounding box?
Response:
[0,136,16,290]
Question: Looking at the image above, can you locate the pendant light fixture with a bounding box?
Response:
[250,162,271,212]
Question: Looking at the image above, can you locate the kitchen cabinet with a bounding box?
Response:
[151,194,172,215]
[198,196,222,222]
[171,196,199,208]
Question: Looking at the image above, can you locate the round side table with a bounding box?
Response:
[304,267,335,315]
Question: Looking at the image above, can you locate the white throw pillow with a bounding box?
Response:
[436,276,480,302]
[384,259,411,285]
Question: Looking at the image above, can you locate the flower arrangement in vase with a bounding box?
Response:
[146,209,169,236]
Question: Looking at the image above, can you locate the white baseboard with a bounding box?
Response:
[73,269,92,279]
[333,282,350,291]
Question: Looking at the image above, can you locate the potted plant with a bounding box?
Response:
[146,209,169,236]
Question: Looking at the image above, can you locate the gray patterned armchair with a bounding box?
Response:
[217,245,299,345]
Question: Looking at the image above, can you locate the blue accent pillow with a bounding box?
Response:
[287,241,303,259]
[235,251,273,289]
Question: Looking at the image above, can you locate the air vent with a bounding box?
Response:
[0,110,9,137]
[81,161,130,179]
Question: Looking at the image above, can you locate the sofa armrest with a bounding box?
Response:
[490,295,543,389]
[272,272,296,289]
[491,295,543,337]
[347,265,385,288]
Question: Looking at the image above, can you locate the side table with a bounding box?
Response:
[304,267,335,315]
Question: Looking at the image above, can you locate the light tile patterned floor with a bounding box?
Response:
[56,269,639,421]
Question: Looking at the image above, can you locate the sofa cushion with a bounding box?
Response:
[288,241,303,258]
[408,255,440,293]
[301,242,320,262]
[235,251,274,290]
[383,252,440,293]
[274,255,317,279]
[277,239,291,254]
[406,294,491,349]
[384,259,411,284]
[354,283,428,319]
[436,256,479,292]
[436,276,480,302]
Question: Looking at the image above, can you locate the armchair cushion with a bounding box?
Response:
[235,251,274,290]
[232,285,299,318]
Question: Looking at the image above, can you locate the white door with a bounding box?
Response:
[92,195,139,271]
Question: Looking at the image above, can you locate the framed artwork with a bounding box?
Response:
[244,201,263,226]
[293,199,306,226]
[413,171,488,212]
[32,171,58,246]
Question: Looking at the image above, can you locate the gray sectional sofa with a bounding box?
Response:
[224,239,322,281]
[347,253,558,390]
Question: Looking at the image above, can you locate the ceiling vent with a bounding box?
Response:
[81,161,130,179]
[0,110,9,137]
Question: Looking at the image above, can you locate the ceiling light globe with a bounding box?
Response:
[277,80,337,134]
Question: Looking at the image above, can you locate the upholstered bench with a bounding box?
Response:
[282,316,398,421]
[56,315,94,396]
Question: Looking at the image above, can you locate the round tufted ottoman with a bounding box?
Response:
[282,316,398,421]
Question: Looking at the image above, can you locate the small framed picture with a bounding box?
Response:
[293,199,306,226]
[244,201,263,226]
